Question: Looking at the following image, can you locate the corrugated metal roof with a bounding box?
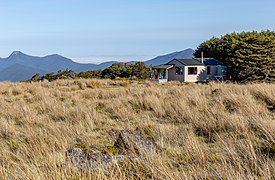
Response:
[153,65,174,69]
[194,58,224,65]
[166,58,224,66]
[173,58,204,66]
[166,59,185,67]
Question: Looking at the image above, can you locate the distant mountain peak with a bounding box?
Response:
[9,51,26,58]
[45,53,65,58]
[145,48,195,66]
[11,51,23,55]
[185,48,194,51]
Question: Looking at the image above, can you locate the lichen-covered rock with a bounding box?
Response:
[89,153,126,168]
[66,147,126,170]
[114,130,158,155]
[66,148,90,169]
[66,130,158,169]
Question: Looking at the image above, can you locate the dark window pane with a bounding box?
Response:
[207,66,211,75]
[175,67,183,75]
[188,67,198,75]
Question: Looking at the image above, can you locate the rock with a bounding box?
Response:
[114,130,158,155]
[61,69,78,79]
[42,79,49,83]
[66,148,90,169]
[66,130,158,170]
[129,76,137,80]
[30,73,42,81]
[88,153,126,168]
[66,147,126,170]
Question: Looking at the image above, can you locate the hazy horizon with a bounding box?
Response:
[1,0,275,63]
[0,49,182,64]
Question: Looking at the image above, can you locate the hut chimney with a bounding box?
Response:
[201,51,204,64]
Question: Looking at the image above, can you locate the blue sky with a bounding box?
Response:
[0,0,275,63]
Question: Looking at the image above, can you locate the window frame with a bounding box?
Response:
[188,67,198,75]
[175,67,183,75]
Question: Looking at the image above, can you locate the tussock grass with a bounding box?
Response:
[0,79,274,179]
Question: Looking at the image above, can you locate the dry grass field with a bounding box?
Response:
[0,79,274,179]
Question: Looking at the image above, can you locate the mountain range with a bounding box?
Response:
[0,48,194,82]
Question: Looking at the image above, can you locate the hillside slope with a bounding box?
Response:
[0,79,274,179]
[145,48,194,66]
[0,64,47,82]
[0,51,114,81]
[0,51,97,72]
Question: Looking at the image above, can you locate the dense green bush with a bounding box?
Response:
[194,30,275,82]
[102,62,152,79]
[78,70,102,79]
[30,69,78,82]
[30,62,152,82]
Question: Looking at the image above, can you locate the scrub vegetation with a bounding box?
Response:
[0,79,274,179]
[195,30,275,82]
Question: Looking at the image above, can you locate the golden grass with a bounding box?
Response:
[0,79,274,179]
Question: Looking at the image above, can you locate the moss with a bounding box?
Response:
[96,103,104,111]
[95,135,102,139]
[75,142,87,149]
[74,142,91,157]
[102,145,119,155]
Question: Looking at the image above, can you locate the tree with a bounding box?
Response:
[101,63,129,79]
[101,62,151,79]
[132,62,151,79]
[194,31,275,82]
[78,70,102,79]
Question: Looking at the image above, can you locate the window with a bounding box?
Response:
[175,67,183,75]
[188,67,198,75]
[207,66,211,75]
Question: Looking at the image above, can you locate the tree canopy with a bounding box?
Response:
[194,31,275,82]
[101,62,151,79]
